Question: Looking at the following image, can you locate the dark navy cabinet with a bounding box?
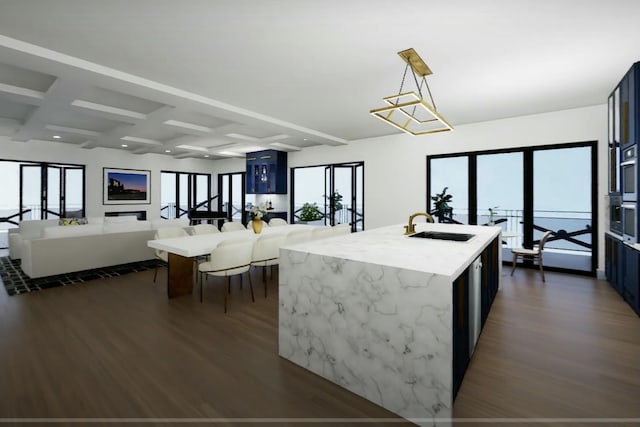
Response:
[606,62,640,318]
[246,150,287,194]
[622,244,639,313]
[605,233,624,295]
[452,236,499,400]
[452,267,469,401]
[615,62,640,147]
[605,233,640,316]
[481,237,500,325]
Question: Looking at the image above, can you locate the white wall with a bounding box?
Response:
[0,138,215,220]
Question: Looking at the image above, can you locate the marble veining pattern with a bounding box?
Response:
[279,250,453,426]
[278,223,500,426]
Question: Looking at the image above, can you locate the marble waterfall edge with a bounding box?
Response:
[279,249,453,425]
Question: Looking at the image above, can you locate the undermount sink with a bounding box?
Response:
[408,231,475,242]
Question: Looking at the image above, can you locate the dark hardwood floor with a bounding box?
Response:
[0,265,638,426]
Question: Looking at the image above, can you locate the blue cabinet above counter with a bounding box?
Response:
[246,149,287,194]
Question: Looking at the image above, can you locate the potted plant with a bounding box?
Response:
[298,202,323,223]
[488,206,499,225]
[431,187,453,223]
[326,191,343,212]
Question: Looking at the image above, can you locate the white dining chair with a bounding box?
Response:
[268,218,288,227]
[153,226,190,283]
[221,222,248,232]
[191,223,220,235]
[331,223,352,236]
[251,233,285,297]
[198,238,255,313]
[284,228,313,246]
[311,226,334,241]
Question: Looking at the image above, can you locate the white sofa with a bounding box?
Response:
[12,216,190,278]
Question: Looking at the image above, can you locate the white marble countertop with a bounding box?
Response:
[283,222,501,279]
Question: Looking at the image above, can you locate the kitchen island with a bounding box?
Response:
[278,222,501,427]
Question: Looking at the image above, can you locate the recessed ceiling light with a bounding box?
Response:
[121,144,128,148]
[204,155,210,158]
[52,135,61,139]
[165,150,171,153]
[303,138,308,141]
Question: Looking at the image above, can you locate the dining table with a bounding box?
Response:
[147,224,315,298]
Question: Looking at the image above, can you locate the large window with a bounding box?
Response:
[291,161,364,231]
[427,141,597,275]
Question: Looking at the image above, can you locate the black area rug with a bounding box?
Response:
[0,257,158,296]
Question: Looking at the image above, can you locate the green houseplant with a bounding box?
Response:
[326,191,343,212]
[431,187,453,223]
[299,202,323,222]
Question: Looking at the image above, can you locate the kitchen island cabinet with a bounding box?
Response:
[279,222,501,426]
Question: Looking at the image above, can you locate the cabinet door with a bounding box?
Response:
[629,65,637,145]
[620,75,630,147]
[452,269,469,401]
[605,234,614,284]
[615,239,625,296]
[623,245,639,313]
[481,237,499,326]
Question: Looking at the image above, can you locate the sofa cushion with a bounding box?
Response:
[102,221,151,234]
[87,217,104,225]
[42,224,103,239]
[20,219,60,239]
[151,218,190,229]
[103,215,139,223]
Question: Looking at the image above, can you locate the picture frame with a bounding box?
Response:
[103,167,151,205]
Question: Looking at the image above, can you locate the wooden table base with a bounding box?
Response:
[167,253,193,298]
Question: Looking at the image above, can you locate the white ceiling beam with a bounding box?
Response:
[0,82,45,105]
[70,100,147,120]
[44,124,101,137]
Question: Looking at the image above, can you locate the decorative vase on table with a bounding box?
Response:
[251,218,263,234]
[249,202,268,233]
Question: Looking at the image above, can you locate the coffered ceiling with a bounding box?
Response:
[0,0,639,160]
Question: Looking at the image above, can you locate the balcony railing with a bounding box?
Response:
[439,208,592,252]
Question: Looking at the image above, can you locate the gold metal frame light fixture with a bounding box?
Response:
[370,48,453,135]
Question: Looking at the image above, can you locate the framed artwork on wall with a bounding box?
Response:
[103,168,151,205]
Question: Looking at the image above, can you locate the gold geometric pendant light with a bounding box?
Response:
[370,48,453,135]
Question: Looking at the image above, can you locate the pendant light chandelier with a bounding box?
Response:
[370,48,453,135]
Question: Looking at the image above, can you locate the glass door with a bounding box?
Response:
[476,152,524,258]
[428,156,469,223]
[218,172,246,224]
[293,161,364,231]
[324,163,364,230]
[161,171,212,220]
[532,146,593,272]
[46,165,61,219]
[63,167,84,217]
[20,164,43,220]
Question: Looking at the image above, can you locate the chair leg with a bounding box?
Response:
[539,255,546,282]
[200,272,204,303]
[240,274,243,289]
[248,271,255,302]
[224,276,229,313]
[510,253,518,276]
[262,266,267,298]
[153,264,158,283]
